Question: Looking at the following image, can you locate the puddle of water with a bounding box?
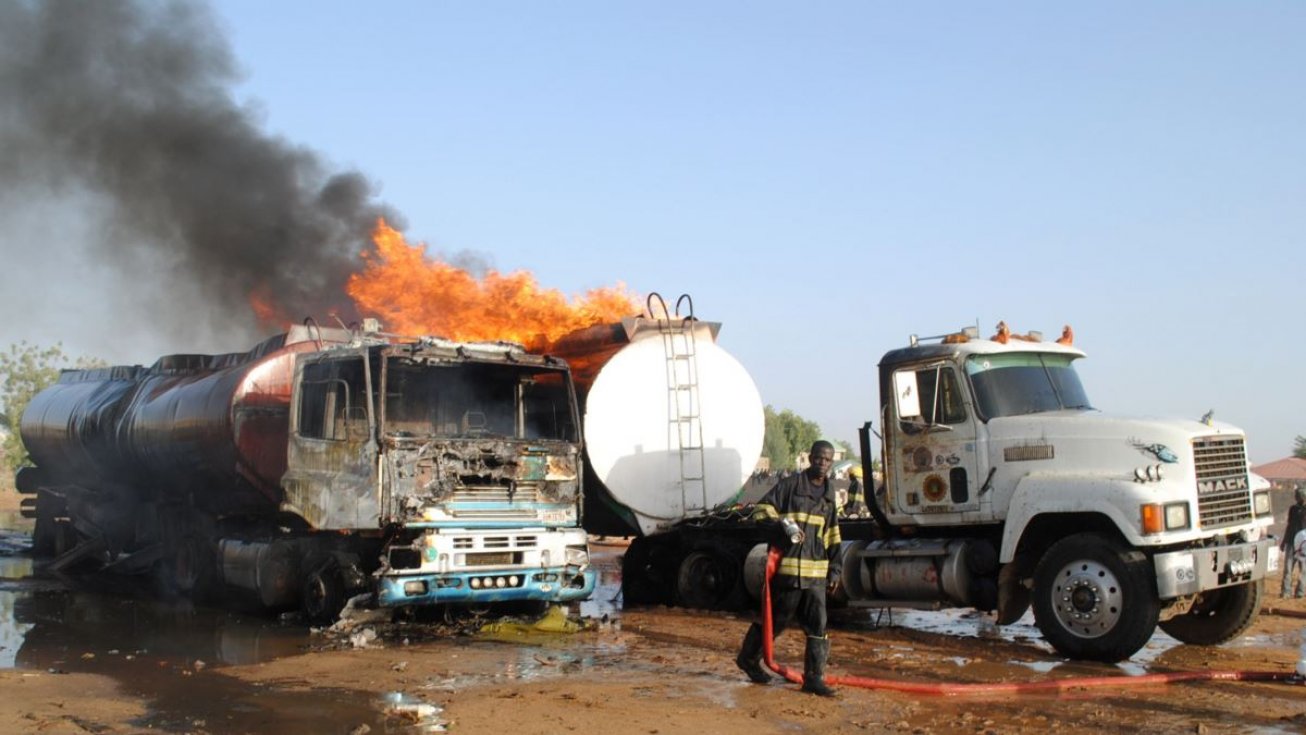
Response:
[842,606,1054,650]
[0,536,388,731]
[839,605,1195,676]
[3,584,313,674]
[133,674,382,732]
[0,510,32,536]
[0,529,34,667]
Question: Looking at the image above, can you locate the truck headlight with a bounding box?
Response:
[1253,491,1272,517]
[1143,502,1191,534]
[1164,502,1190,531]
[565,545,589,566]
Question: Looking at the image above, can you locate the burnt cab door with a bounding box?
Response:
[888,361,982,517]
[284,350,379,529]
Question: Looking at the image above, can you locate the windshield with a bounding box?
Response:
[384,359,578,441]
[965,353,1092,419]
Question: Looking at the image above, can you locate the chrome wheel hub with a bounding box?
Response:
[1050,559,1123,639]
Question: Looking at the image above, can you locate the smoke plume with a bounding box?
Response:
[0,0,397,344]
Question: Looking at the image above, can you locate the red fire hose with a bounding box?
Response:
[758,547,1299,695]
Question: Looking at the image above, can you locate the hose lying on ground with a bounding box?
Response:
[758,547,1299,695]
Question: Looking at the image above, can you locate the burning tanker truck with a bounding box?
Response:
[563,308,1276,662]
[17,321,595,623]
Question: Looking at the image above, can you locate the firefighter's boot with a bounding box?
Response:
[735,624,772,684]
[800,636,836,697]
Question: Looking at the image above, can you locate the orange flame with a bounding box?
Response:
[249,285,289,329]
[346,220,640,346]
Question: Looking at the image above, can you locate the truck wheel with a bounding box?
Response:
[154,532,217,601]
[303,559,347,625]
[621,538,674,606]
[676,550,737,609]
[1159,580,1262,645]
[31,492,61,558]
[1032,533,1159,662]
[52,519,80,557]
[31,516,56,558]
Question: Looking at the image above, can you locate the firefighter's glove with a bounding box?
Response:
[826,571,843,596]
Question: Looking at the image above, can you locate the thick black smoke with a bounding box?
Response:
[0,0,397,340]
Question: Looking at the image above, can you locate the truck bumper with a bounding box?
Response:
[377,566,596,607]
[1153,537,1276,599]
[375,526,595,607]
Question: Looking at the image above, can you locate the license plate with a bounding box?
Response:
[466,552,514,566]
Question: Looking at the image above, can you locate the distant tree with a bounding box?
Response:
[1295,435,1306,460]
[0,342,103,475]
[762,405,822,470]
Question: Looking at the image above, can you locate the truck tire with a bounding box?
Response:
[1159,580,1262,645]
[621,537,675,606]
[303,558,347,625]
[676,549,737,609]
[31,515,56,558]
[154,534,216,599]
[1032,533,1159,662]
[31,493,59,558]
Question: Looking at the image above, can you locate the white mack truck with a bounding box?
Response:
[837,323,1276,661]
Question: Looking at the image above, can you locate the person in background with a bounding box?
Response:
[1293,524,1306,599]
[1281,486,1306,597]
[734,440,842,697]
[844,465,869,517]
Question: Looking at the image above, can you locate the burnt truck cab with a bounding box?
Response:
[854,325,1276,661]
[283,332,594,609]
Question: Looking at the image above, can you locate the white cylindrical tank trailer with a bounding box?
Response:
[547,316,765,539]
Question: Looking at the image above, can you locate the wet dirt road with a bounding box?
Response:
[4,512,1306,734]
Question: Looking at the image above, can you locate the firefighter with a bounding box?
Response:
[735,440,842,696]
[844,465,869,517]
[1281,486,1306,597]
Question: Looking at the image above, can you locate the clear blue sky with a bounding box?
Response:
[6,1,1305,463]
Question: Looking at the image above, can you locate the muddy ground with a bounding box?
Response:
[4,491,1306,734]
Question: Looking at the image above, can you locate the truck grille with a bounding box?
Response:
[1193,436,1251,529]
[450,485,542,504]
[448,484,543,521]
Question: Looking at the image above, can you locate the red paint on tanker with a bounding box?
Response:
[20,328,343,514]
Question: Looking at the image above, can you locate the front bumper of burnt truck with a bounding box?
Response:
[1153,537,1277,599]
[376,527,595,607]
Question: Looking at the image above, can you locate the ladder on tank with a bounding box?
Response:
[649,293,708,515]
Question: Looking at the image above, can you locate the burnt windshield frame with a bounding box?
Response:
[298,356,370,442]
[965,352,1092,420]
[382,358,578,442]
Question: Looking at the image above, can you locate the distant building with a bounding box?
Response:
[1252,457,1306,490]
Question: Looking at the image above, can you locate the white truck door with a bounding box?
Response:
[888,362,983,517]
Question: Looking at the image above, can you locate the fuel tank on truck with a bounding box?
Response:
[546,315,764,537]
[19,325,349,518]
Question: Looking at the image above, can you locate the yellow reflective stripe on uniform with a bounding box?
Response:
[778,558,830,577]
[823,524,841,546]
[784,512,825,528]
[752,505,780,521]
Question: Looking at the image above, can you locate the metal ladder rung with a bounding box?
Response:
[660,307,706,512]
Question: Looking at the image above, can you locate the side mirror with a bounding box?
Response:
[894,370,921,420]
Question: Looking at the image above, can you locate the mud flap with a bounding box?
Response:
[996,559,1031,625]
